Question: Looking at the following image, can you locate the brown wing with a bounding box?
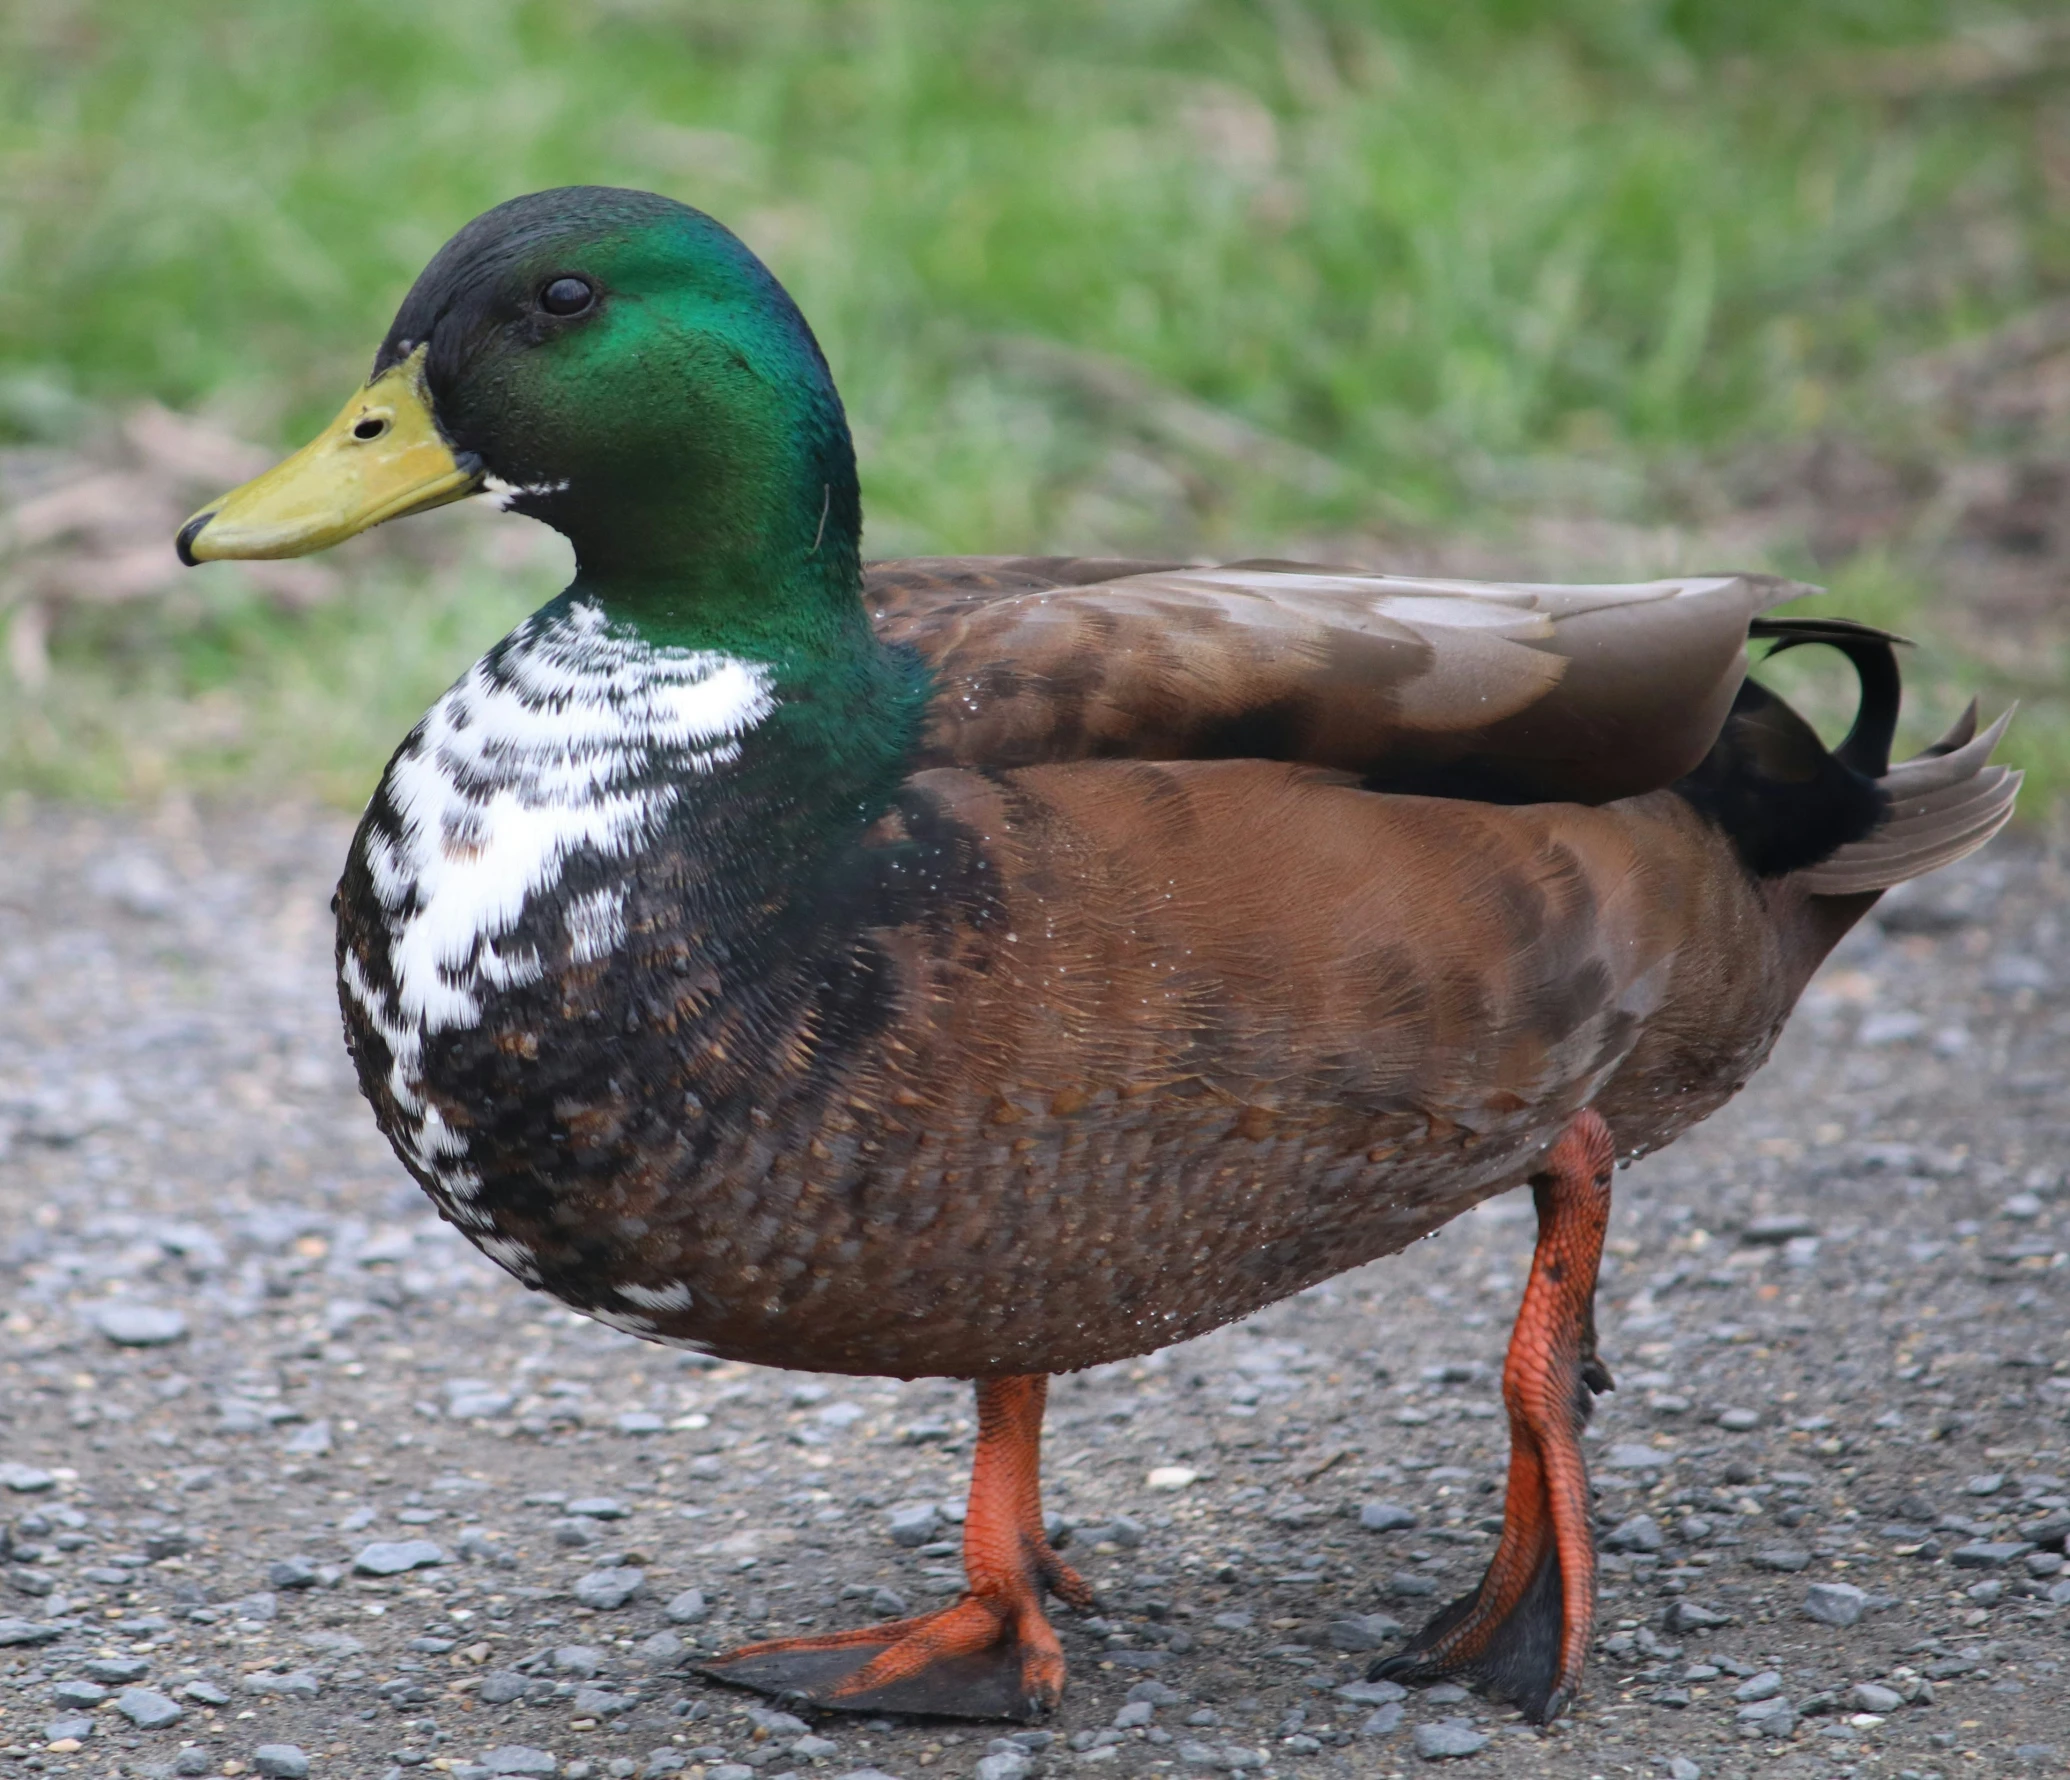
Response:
[866,556,1809,805]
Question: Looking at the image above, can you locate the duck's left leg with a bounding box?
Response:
[1373,1107,1615,1724]
[700,1374,1094,1720]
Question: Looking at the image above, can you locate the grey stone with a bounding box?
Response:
[1667,1760,1702,1780]
[868,1586,907,1615]
[92,1303,188,1346]
[615,1412,665,1435]
[1951,1541,2035,1568]
[52,1679,109,1706]
[663,1587,708,1624]
[574,1686,634,1716]
[268,1557,319,1589]
[479,1670,528,1704]
[572,1566,644,1610]
[0,1465,55,1493]
[1335,1679,1406,1706]
[242,1668,320,1698]
[1850,1683,1904,1713]
[749,1708,810,1737]
[43,1713,95,1743]
[1662,1600,1730,1633]
[1324,1613,1401,1651]
[1735,1672,1782,1702]
[1715,1408,1761,1432]
[638,1629,682,1663]
[254,1747,311,1779]
[175,1752,214,1777]
[280,1419,332,1456]
[1114,1700,1155,1728]
[975,1753,1031,1780]
[1803,1582,1868,1626]
[1386,1570,1440,1598]
[233,1591,279,1623]
[353,1539,446,1575]
[1604,1444,1671,1472]
[85,1657,151,1682]
[1412,1720,1489,1759]
[1357,1502,1418,1533]
[116,1687,185,1728]
[1966,1473,2006,1496]
[790,1735,840,1760]
[181,1680,230,1705]
[1127,1680,1185,1705]
[1604,1514,1666,1553]
[567,1497,627,1519]
[0,1617,60,1645]
[553,1645,605,1675]
[1750,1547,1812,1572]
[1360,1704,1405,1736]
[887,1503,941,1546]
[1741,1214,1815,1244]
[483,1751,561,1777]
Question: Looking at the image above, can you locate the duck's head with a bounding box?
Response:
[178,187,860,598]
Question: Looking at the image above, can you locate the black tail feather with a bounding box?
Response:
[1748,616,1905,778]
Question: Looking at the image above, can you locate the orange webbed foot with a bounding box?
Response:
[701,1375,1086,1721]
[1375,1109,1615,1724]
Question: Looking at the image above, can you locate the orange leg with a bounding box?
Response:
[1374,1108,1614,1724]
[700,1375,1093,1720]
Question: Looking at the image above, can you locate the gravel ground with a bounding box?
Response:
[1,796,2066,1780]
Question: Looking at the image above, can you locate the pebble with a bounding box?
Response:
[1666,1759,1702,1780]
[479,1670,528,1704]
[1412,1720,1489,1760]
[1603,1514,1666,1553]
[268,1557,320,1589]
[1741,1214,1816,1244]
[1951,1541,2034,1568]
[1604,1444,1671,1472]
[1662,1601,1730,1633]
[1357,1501,1418,1532]
[353,1539,447,1575]
[1850,1682,1904,1713]
[1735,1672,1783,1702]
[181,1681,231,1705]
[1335,1680,1406,1706]
[1803,1581,1869,1626]
[1114,1700,1155,1728]
[91,1301,188,1345]
[791,1734,840,1759]
[975,1752,1031,1780]
[242,1669,320,1698]
[554,1645,605,1675]
[1715,1408,1761,1432]
[115,1686,185,1728]
[1324,1613,1401,1651]
[572,1566,645,1609]
[0,1464,56,1492]
[44,1713,95,1743]
[482,1750,561,1777]
[568,1497,627,1519]
[1750,1547,1811,1572]
[1360,1704,1405,1736]
[887,1503,941,1546]
[1386,1570,1439,1597]
[254,1746,312,1779]
[1147,1466,1199,1490]
[663,1587,708,1624]
[0,1618,61,1646]
[52,1679,109,1707]
[84,1656,151,1683]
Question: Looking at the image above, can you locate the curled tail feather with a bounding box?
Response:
[1799,702,2020,895]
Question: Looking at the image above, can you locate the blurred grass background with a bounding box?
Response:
[2,0,2066,807]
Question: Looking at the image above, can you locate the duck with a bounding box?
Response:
[175,186,2017,1727]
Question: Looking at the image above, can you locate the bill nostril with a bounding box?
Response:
[352,415,391,441]
[175,511,215,567]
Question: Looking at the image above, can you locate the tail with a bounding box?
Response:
[1675,616,2019,892]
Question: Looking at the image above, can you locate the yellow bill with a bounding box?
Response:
[176,346,480,564]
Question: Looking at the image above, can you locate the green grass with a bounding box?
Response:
[2,0,2064,805]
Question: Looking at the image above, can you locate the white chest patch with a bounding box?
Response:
[340,599,776,1244]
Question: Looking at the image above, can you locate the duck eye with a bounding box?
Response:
[540,277,595,317]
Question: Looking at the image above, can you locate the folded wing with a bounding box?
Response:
[867,557,1808,805]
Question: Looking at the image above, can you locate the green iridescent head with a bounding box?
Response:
[178,187,861,620]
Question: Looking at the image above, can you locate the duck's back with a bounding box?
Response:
[334,561,2013,1377]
